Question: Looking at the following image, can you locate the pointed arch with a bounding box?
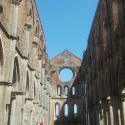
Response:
[72,86,75,95]
[74,104,78,117]
[64,103,68,117]
[57,85,61,96]
[54,102,60,118]
[64,85,69,96]
[12,57,20,86]
[0,39,4,76]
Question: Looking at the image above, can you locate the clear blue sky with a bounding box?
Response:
[35,0,99,59]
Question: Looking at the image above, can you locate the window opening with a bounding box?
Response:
[64,104,68,117]
[72,86,75,95]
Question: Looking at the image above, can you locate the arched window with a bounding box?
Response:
[57,85,61,96]
[64,104,68,117]
[74,104,78,117]
[72,86,75,95]
[55,103,60,117]
[0,40,3,76]
[64,86,69,96]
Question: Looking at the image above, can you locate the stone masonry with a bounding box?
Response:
[0,0,51,125]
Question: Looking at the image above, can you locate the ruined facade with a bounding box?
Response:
[80,0,125,125]
[0,0,51,125]
[49,50,82,125]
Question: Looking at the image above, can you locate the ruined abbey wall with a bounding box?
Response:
[80,0,125,125]
[0,0,51,125]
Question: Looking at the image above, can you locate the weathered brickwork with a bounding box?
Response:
[0,0,51,125]
[80,0,125,125]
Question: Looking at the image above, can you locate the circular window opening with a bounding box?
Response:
[59,68,73,82]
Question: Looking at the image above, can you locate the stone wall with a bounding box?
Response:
[80,0,125,125]
[49,50,82,125]
[0,0,51,125]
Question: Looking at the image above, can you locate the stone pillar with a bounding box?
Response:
[107,97,114,125]
[23,23,32,58]
[10,0,21,35]
[7,0,22,82]
[10,93,17,125]
[0,86,11,125]
[121,96,125,125]
[118,109,122,125]
[99,108,104,125]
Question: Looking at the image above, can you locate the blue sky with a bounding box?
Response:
[35,0,99,59]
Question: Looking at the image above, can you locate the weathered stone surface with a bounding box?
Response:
[80,0,125,125]
[0,0,50,125]
[49,50,82,125]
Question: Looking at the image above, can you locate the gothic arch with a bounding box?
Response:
[55,102,60,118]
[12,57,20,90]
[73,104,78,117]
[57,85,61,96]
[64,85,69,96]
[64,103,68,117]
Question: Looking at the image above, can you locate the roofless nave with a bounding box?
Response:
[0,0,125,125]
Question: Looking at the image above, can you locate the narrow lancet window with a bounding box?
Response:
[57,85,61,96]
[55,103,60,118]
[64,86,69,96]
[74,104,78,117]
[64,104,68,117]
[72,86,75,95]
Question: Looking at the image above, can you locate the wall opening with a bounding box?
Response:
[59,68,73,82]
[55,103,60,118]
[57,85,61,96]
[72,86,75,95]
[74,104,78,117]
[64,86,69,96]
[64,104,68,117]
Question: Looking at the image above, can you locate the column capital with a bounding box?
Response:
[120,94,125,101]
[107,96,112,105]
[11,0,22,6]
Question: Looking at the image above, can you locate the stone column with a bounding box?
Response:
[23,23,32,58]
[10,93,17,125]
[107,97,114,125]
[7,0,22,81]
[0,86,11,125]
[99,108,104,125]
[121,95,125,125]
